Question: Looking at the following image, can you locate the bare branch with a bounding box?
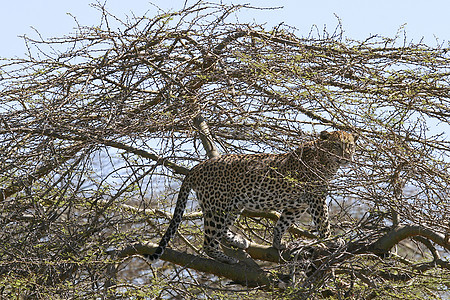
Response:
[370,225,450,254]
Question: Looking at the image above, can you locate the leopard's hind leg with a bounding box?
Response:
[221,211,250,250]
[203,209,240,264]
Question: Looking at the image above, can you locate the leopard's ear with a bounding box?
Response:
[320,131,331,140]
[353,133,359,142]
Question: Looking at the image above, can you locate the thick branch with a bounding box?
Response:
[369,225,450,254]
[193,114,220,159]
[116,243,274,288]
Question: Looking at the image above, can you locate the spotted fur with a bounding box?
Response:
[146,130,357,264]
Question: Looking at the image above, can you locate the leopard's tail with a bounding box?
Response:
[145,180,191,262]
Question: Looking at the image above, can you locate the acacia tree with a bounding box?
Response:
[0,2,449,299]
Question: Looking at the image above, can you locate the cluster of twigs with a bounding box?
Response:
[0,2,449,298]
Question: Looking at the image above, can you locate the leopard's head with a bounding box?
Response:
[318,130,358,165]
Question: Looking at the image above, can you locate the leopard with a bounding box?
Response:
[146,130,357,264]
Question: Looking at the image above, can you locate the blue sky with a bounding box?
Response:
[0,1,448,144]
[1,0,449,58]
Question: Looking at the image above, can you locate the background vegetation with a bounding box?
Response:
[0,2,449,299]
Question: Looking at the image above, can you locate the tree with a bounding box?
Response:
[0,2,449,299]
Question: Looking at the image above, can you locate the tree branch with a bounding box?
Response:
[0,142,85,202]
[193,114,220,159]
[2,127,190,175]
[116,242,274,288]
[369,225,450,254]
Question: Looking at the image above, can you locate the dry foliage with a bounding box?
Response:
[0,2,449,299]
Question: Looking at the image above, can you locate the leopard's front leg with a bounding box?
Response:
[272,207,307,249]
[308,188,331,239]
